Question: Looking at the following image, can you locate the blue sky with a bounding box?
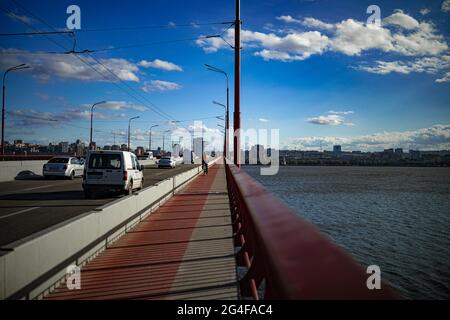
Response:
[0,0,449,151]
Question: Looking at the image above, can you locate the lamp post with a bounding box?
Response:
[213,101,226,157]
[89,101,106,150]
[128,116,140,151]
[2,64,30,155]
[205,64,229,160]
[149,124,159,151]
[234,0,241,167]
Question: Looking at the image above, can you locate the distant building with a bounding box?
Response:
[409,150,421,160]
[193,137,203,157]
[135,146,145,156]
[120,144,128,151]
[103,145,111,150]
[333,145,342,154]
[59,142,69,153]
[395,148,403,155]
[111,145,120,150]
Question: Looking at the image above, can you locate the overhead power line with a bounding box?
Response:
[0,34,220,55]
[4,0,181,124]
[0,30,74,36]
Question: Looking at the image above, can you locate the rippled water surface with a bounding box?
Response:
[243,166,450,299]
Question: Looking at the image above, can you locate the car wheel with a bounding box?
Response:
[139,179,144,190]
[69,171,75,180]
[127,180,133,195]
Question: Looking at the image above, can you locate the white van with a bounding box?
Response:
[82,150,144,198]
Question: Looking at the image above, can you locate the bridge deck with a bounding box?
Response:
[46,164,238,300]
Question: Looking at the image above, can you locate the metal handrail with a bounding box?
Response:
[225,162,399,299]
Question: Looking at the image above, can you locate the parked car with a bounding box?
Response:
[137,151,153,160]
[43,156,84,180]
[158,156,176,168]
[82,150,144,198]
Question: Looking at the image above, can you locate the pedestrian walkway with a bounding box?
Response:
[46,164,238,300]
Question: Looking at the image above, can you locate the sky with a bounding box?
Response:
[0,0,449,152]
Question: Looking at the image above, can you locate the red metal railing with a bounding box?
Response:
[225,162,399,299]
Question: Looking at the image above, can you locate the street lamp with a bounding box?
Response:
[213,101,226,158]
[205,64,229,159]
[2,64,30,155]
[149,124,159,151]
[89,101,106,150]
[128,116,140,151]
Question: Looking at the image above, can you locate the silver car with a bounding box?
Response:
[158,156,176,168]
[43,156,84,179]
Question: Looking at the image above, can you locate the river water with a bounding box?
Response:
[243,166,450,299]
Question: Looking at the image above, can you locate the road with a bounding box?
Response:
[0,164,199,247]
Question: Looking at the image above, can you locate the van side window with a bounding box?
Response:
[131,156,137,170]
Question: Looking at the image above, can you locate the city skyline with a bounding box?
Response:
[0,0,449,152]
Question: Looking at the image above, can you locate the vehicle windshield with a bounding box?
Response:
[48,158,69,164]
[88,154,122,169]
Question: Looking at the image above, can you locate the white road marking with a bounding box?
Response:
[23,185,57,191]
[0,207,40,220]
[23,180,76,191]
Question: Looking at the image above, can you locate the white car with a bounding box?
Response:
[158,156,176,168]
[138,151,153,160]
[82,150,144,198]
[43,156,84,180]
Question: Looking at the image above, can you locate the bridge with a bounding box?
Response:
[0,158,398,300]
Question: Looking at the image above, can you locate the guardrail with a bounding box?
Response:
[0,157,221,300]
[225,162,399,299]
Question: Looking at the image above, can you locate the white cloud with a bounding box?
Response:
[141,80,182,92]
[383,10,420,30]
[420,8,431,16]
[307,111,355,126]
[284,124,450,151]
[302,17,334,30]
[196,11,448,66]
[81,101,149,112]
[328,110,354,115]
[307,114,345,126]
[0,49,140,82]
[442,0,450,12]
[357,55,450,76]
[331,19,395,55]
[138,59,182,71]
[436,71,450,83]
[276,15,301,24]
[258,118,270,123]
[392,22,448,56]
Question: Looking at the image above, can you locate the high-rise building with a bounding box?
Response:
[59,142,69,153]
[193,137,203,158]
[333,145,342,154]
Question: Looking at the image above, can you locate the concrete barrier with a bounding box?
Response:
[0,157,222,300]
[0,160,47,182]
